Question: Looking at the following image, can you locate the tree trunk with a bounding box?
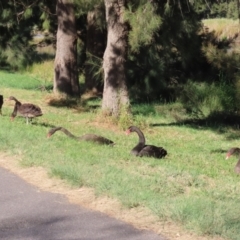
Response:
[102,0,130,116]
[85,5,106,93]
[54,0,80,97]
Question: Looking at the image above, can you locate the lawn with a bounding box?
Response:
[1,70,240,240]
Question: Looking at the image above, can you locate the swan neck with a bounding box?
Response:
[11,105,18,117]
[12,97,21,106]
[61,128,78,139]
[134,128,145,144]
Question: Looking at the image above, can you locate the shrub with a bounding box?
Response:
[180,80,235,118]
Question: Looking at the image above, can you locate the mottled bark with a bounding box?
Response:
[54,0,80,97]
[102,0,130,116]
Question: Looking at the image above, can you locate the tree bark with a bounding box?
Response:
[102,0,130,116]
[54,0,80,97]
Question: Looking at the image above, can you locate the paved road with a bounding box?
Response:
[0,167,167,240]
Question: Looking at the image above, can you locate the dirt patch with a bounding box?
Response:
[0,152,224,240]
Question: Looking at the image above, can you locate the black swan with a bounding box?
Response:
[125,126,167,159]
[47,127,114,145]
[226,147,240,174]
[9,96,43,124]
[0,95,3,115]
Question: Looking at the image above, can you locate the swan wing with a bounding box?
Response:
[18,103,43,117]
[138,145,167,159]
[80,134,114,145]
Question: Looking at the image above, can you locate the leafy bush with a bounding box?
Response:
[180,80,235,118]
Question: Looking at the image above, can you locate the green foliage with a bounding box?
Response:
[125,1,207,101]
[23,8,33,19]
[202,41,240,84]
[0,4,32,69]
[40,12,51,31]
[180,80,235,118]
[191,0,238,19]
[37,2,56,33]
[42,19,51,30]
[124,2,162,52]
[2,41,36,70]
[0,1,56,70]
[85,52,103,85]
[127,8,240,103]
[74,0,104,16]
[2,9,12,20]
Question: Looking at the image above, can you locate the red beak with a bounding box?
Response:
[125,129,131,135]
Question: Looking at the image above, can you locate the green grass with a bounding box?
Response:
[0,71,52,91]
[203,18,240,41]
[1,71,240,240]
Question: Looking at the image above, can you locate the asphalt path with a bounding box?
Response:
[0,167,167,240]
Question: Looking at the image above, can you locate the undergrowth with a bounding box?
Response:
[180,80,235,118]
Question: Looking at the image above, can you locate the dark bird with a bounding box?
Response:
[47,126,114,145]
[9,96,43,124]
[226,147,240,174]
[0,95,3,115]
[125,126,167,159]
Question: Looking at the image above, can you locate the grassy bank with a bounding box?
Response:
[1,71,240,240]
[202,18,240,41]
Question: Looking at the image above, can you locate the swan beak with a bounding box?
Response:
[125,129,131,135]
[47,134,51,138]
[10,117,14,121]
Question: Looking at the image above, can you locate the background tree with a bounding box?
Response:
[54,0,80,97]
[124,0,163,101]
[122,1,207,102]
[85,3,106,93]
[1,0,240,112]
[0,0,57,70]
[192,0,239,19]
[102,0,130,116]
[0,1,39,69]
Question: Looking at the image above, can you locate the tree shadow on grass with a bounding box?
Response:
[131,103,157,116]
[47,96,101,113]
[32,51,55,63]
[210,149,229,154]
[150,111,240,140]
[47,98,80,108]
[32,122,56,129]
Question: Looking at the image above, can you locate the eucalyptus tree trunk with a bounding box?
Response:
[54,0,80,97]
[102,0,130,116]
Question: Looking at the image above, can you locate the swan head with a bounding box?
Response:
[125,126,137,135]
[226,148,240,159]
[8,96,17,101]
[47,130,54,138]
